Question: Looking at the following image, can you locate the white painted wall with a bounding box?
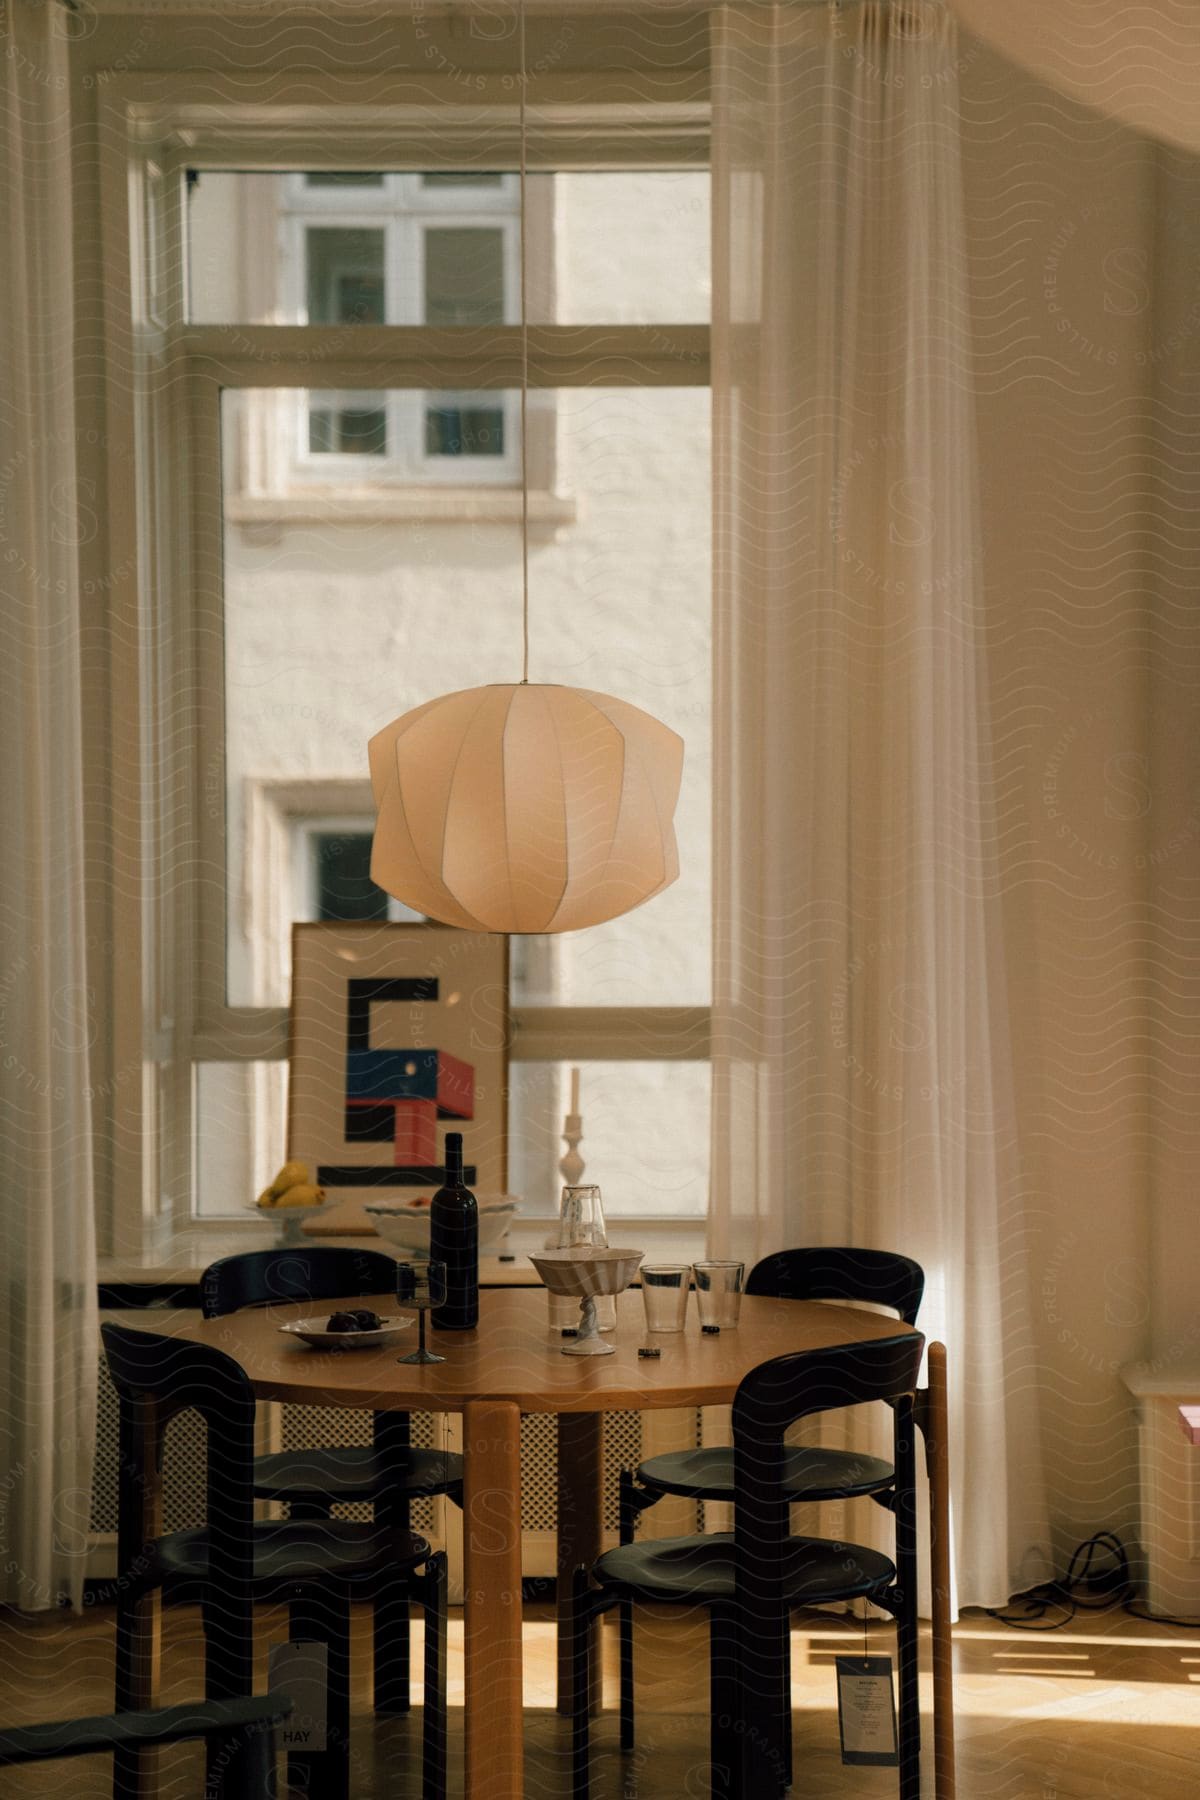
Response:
[962,45,1200,1568]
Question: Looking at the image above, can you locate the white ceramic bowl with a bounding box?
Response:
[279,1313,415,1350]
[528,1247,644,1297]
[365,1196,518,1258]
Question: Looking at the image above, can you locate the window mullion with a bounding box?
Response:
[174,325,712,388]
[397,213,417,473]
[191,1006,712,1065]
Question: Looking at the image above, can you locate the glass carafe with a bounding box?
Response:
[549,1184,616,1330]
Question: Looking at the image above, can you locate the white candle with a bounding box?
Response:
[570,1066,580,1114]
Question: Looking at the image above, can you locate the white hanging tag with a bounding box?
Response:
[835,1654,899,1766]
[269,1639,329,1753]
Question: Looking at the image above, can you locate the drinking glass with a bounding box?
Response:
[641,1265,691,1333]
[550,1183,616,1331]
[396,1259,447,1364]
[692,1260,745,1330]
[557,1185,608,1248]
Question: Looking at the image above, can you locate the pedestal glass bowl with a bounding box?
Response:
[528,1248,644,1356]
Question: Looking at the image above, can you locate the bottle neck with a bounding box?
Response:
[444,1133,464,1185]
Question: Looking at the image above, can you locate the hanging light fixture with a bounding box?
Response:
[369,2,683,935]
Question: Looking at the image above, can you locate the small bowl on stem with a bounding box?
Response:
[528,1248,643,1356]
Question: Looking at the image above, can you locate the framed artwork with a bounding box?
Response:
[287,921,510,1236]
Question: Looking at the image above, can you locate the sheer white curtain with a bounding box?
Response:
[710,0,1051,1607]
[0,0,98,1611]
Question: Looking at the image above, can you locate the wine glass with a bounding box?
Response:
[396,1259,447,1365]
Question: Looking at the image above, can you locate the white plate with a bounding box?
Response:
[279,1315,415,1350]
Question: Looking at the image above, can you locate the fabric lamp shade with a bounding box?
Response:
[369,683,684,934]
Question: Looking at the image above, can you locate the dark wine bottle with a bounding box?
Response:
[429,1131,479,1330]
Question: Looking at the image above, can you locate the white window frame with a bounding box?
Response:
[94,69,711,1258]
[276,172,523,483]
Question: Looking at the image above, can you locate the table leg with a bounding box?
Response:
[463,1399,524,1800]
[926,1343,956,1800]
[556,1412,603,1717]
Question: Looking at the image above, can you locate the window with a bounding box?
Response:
[304,225,386,325]
[311,830,384,921]
[282,171,518,337]
[285,174,518,477]
[293,821,423,925]
[98,77,711,1246]
[191,170,522,484]
[218,386,710,1015]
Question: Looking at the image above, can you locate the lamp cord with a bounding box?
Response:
[518,0,530,684]
[987,1529,1200,1632]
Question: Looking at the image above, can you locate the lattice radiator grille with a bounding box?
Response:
[514,1411,642,1534]
[90,1353,121,1533]
[91,1353,210,1535]
[605,1412,642,1532]
[518,1414,559,1532]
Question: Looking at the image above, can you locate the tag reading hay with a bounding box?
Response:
[836,1654,899,1766]
[269,1639,329,1753]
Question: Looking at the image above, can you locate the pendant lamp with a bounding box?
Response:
[369,6,684,935]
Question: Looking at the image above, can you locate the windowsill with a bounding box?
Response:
[99,1212,708,1287]
[1121,1361,1200,1398]
[225,486,577,532]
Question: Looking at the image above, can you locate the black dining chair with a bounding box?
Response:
[201,1246,464,1718]
[569,1331,925,1800]
[618,1246,924,1755]
[102,1321,447,1800]
[0,1693,292,1794]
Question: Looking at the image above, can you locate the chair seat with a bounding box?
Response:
[154,1520,431,1588]
[251,1443,464,1504]
[636,1443,894,1502]
[595,1531,895,1606]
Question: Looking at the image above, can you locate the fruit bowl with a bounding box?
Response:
[250,1160,326,1245]
[364,1196,518,1258]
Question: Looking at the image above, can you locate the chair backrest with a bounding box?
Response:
[732,1330,926,1563]
[745,1245,924,1325]
[731,1332,925,1793]
[101,1324,259,1700]
[102,1321,257,1448]
[200,1245,397,1319]
[731,1331,925,1456]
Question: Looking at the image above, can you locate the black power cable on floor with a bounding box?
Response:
[986,1531,1200,1631]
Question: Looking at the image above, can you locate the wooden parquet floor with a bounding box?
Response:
[0,1600,1197,1798]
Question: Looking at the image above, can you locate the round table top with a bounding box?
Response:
[133,1288,919,1413]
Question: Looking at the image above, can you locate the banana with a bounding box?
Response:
[253,1166,322,1209]
[256,1163,320,1209]
[273,1182,325,1209]
[270,1160,309,1197]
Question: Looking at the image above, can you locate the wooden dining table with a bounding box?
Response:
[134,1286,947,1800]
